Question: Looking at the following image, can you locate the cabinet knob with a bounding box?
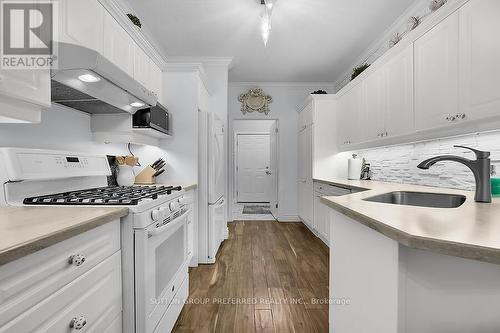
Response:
[446,115,456,122]
[68,254,86,267]
[69,316,87,330]
[456,113,466,120]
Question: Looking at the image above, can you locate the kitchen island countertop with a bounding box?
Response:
[316,178,500,264]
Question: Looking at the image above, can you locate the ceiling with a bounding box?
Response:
[127,0,418,82]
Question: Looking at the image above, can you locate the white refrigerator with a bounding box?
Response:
[198,110,226,264]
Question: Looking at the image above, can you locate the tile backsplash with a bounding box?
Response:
[356,131,500,191]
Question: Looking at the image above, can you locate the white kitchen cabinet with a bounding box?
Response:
[150,60,163,102]
[103,9,135,78]
[59,0,104,53]
[385,45,414,137]
[414,11,459,132]
[134,44,151,89]
[362,68,386,142]
[0,221,122,332]
[459,0,500,122]
[337,83,362,147]
[297,95,337,229]
[361,45,414,142]
[0,69,50,123]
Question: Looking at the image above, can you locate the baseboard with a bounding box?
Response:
[276,214,300,222]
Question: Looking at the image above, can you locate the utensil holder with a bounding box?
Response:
[117,165,135,186]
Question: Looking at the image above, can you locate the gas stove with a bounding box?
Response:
[23,185,183,206]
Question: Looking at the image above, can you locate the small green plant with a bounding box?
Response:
[127,14,142,28]
[351,64,370,81]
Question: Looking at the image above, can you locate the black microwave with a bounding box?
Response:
[133,103,172,136]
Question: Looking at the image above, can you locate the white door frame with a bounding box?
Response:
[232,120,279,209]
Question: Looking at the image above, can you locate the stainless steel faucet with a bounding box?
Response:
[417,145,492,203]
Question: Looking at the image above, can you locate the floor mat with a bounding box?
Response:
[242,204,272,215]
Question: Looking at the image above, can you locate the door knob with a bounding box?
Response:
[266,171,272,175]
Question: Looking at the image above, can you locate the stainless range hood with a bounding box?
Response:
[51,42,157,114]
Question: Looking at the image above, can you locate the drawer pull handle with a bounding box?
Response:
[69,254,86,267]
[172,285,175,292]
[70,316,87,330]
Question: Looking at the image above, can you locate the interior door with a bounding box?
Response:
[237,134,271,203]
[269,122,279,217]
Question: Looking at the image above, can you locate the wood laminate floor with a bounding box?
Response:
[172,221,329,333]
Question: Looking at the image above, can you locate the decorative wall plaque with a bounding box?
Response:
[238,88,273,115]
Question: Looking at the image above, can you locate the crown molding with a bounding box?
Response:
[98,0,168,69]
[164,62,210,94]
[229,82,335,89]
[167,56,234,69]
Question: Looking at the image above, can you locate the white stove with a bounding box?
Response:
[0,148,190,333]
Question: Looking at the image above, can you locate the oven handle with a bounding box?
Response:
[148,209,191,237]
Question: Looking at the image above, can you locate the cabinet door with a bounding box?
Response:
[459,0,500,121]
[385,45,414,137]
[313,195,322,234]
[0,69,50,109]
[337,84,362,146]
[103,10,135,77]
[305,126,313,180]
[134,45,151,89]
[59,0,104,53]
[414,12,459,132]
[149,60,163,101]
[303,181,314,225]
[362,69,386,142]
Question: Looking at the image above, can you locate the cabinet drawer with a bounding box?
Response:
[0,251,122,332]
[0,220,120,326]
[153,273,188,333]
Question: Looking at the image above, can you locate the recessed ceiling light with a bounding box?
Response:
[130,102,145,108]
[78,74,101,83]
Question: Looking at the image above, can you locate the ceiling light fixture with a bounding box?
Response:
[260,0,277,47]
[78,73,101,83]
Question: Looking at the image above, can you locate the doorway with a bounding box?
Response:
[232,119,279,220]
[236,134,271,203]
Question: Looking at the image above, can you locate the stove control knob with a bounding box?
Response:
[178,197,191,205]
[159,206,170,219]
[151,209,161,221]
[169,201,180,212]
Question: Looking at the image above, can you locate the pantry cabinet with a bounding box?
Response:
[414,11,459,132]
[298,95,337,231]
[103,9,135,78]
[459,0,500,121]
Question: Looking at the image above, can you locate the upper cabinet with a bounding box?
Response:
[149,60,163,102]
[59,0,104,53]
[337,84,362,147]
[133,45,151,89]
[361,45,414,142]
[414,11,459,132]
[384,45,414,137]
[459,0,500,121]
[337,0,500,151]
[103,9,135,78]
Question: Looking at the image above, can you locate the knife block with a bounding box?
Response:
[135,166,157,185]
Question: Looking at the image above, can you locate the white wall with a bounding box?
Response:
[0,105,168,176]
[228,83,334,222]
[160,71,201,184]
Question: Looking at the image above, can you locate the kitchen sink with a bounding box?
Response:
[363,191,466,208]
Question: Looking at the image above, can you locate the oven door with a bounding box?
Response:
[134,209,190,333]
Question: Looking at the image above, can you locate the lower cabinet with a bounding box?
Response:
[298,180,313,226]
[0,221,122,332]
